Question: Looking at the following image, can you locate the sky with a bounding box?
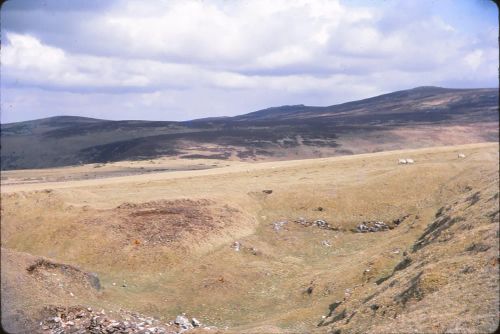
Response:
[1,0,498,123]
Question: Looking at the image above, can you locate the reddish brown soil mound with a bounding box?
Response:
[81,199,244,247]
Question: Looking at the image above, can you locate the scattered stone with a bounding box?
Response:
[394,215,410,226]
[39,306,178,334]
[191,318,201,327]
[174,315,191,329]
[231,241,241,251]
[262,190,273,194]
[295,217,308,226]
[356,221,389,233]
[314,219,328,228]
[272,221,287,231]
[294,217,338,230]
[322,240,332,247]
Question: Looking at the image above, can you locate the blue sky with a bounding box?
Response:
[1,0,498,123]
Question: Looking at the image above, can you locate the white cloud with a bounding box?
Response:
[464,50,483,71]
[1,0,497,122]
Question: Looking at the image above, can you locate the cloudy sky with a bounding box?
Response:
[1,0,497,123]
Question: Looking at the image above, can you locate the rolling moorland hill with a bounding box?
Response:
[1,86,498,170]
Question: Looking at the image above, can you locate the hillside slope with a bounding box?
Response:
[316,170,499,333]
[1,87,498,170]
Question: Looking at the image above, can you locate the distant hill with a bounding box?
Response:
[1,86,498,170]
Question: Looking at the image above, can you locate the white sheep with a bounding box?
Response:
[458,153,466,159]
[406,158,415,164]
[398,159,407,164]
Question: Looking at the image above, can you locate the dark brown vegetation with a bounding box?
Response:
[1,86,498,170]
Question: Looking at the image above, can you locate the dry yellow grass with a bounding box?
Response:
[1,142,498,333]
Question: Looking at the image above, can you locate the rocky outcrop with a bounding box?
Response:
[39,307,211,334]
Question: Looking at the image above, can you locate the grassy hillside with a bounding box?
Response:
[1,143,498,333]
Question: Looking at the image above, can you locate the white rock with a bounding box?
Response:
[231,241,241,251]
[191,318,201,327]
[273,221,287,231]
[315,219,327,227]
[175,315,192,328]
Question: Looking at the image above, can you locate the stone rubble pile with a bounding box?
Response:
[356,221,390,233]
[294,217,338,230]
[355,216,409,233]
[39,306,212,334]
[272,221,287,231]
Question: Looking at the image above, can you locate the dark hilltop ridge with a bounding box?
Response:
[1,86,498,170]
